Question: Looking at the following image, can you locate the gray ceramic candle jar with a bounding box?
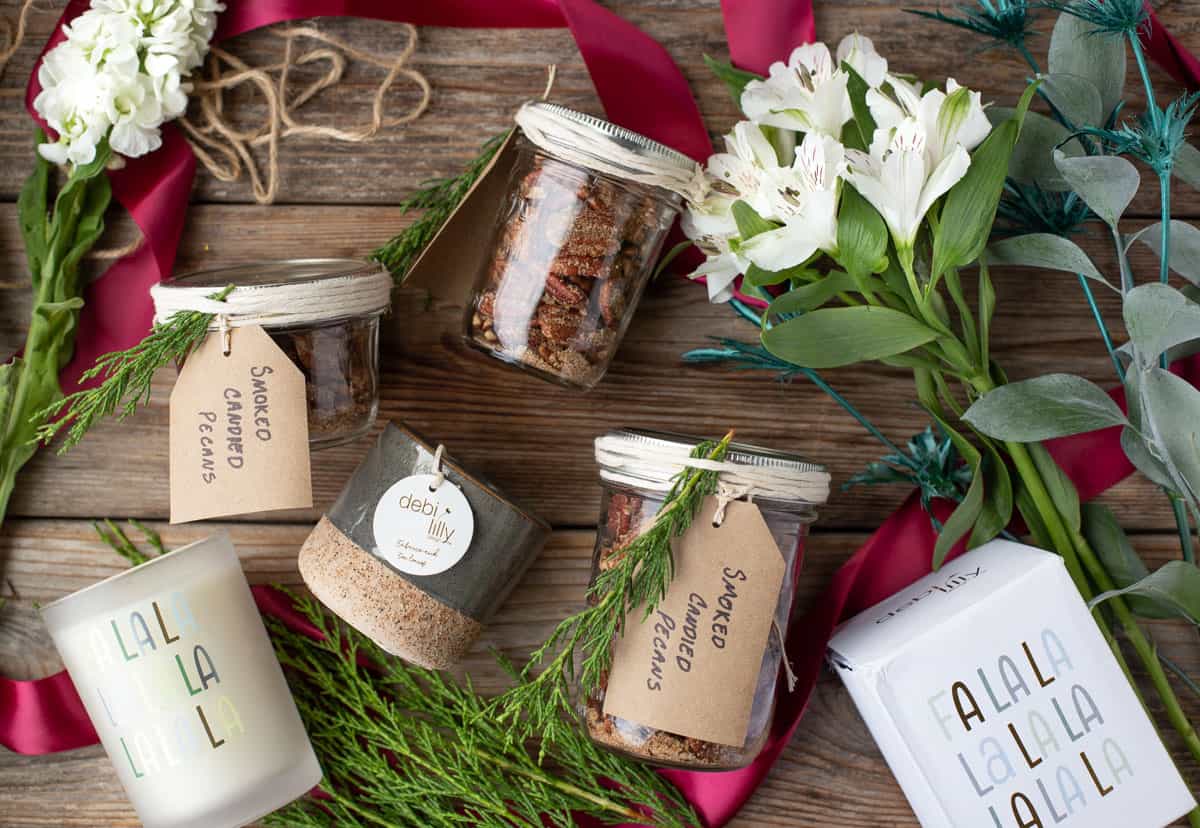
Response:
[298,422,551,669]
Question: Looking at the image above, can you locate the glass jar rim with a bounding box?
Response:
[166,258,387,292]
[595,428,828,507]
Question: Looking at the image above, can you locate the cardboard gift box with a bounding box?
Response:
[828,539,1196,828]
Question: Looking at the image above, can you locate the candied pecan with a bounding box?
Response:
[550,253,606,280]
[476,290,496,319]
[543,273,588,307]
[535,303,583,344]
[597,278,627,326]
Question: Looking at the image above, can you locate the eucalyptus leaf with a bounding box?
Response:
[1133,220,1200,286]
[1121,370,1175,488]
[1027,442,1081,533]
[934,82,1039,278]
[765,272,859,318]
[1123,283,1200,367]
[1038,73,1104,129]
[1047,12,1126,118]
[1140,367,1200,503]
[836,184,889,278]
[1174,142,1200,192]
[731,200,779,240]
[1081,502,1175,619]
[1090,561,1200,626]
[1053,151,1139,228]
[986,233,1110,286]
[935,464,984,569]
[963,373,1128,441]
[761,306,939,369]
[989,108,1081,191]
[704,55,763,108]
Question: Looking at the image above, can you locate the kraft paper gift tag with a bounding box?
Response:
[603,498,786,747]
[169,325,313,523]
[403,129,518,304]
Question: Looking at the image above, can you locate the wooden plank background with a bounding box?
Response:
[1,1,1198,825]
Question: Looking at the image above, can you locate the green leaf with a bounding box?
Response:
[731,200,780,240]
[1174,143,1200,192]
[986,233,1110,287]
[1090,561,1200,626]
[935,464,985,569]
[761,306,940,369]
[17,133,51,284]
[1121,369,1174,488]
[704,55,763,108]
[764,271,859,318]
[1081,502,1175,619]
[836,184,889,279]
[1038,73,1104,129]
[963,373,1128,441]
[933,82,1039,278]
[842,62,877,152]
[1048,12,1126,118]
[971,447,1013,548]
[1132,220,1200,287]
[1053,151,1140,228]
[1123,283,1200,367]
[60,172,112,302]
[988,108,1082,191]
[978,257,995,370]
[1140,367,1200,502]
[1027,441,1081,533]
[743,262,814,289]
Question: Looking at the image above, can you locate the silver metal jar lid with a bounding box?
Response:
[151,258,393,329]
[515,102,706,201]
[594,428,830,505]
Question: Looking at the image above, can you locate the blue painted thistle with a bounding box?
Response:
[1081,93,1200,175]
[845,426,974,529]
[997,180,1092,235]
[1038,0,1148,37]
[907,1,1037,50]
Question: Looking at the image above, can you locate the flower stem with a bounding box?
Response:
[1173,496,1197,564]
[1129,33,1161,127]
[1076,274,1125,381]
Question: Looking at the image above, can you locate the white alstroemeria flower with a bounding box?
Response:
[35,0,224,165]
[741,132,845,271]
[845,117,971,255]
[684,121,780,238]
[836,32,887,87]
[868,77,991,169]
[682,223,753,303]
[741,42,851,137]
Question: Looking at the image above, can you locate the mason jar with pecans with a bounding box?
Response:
[465,102,702,390]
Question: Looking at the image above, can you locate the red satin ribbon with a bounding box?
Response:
[1143,5,1200,90]
[6,2,1200,827]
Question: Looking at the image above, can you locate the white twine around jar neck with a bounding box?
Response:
[515,102,708,203]
[594,433,832,517]
[150,268,393,331]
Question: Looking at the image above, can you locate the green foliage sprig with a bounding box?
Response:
[371,130,511,280]
[494,434,733,746]
[268,592,698,828]
[0,133,113,530]
[94,519,168,566]
[35,286,233,452]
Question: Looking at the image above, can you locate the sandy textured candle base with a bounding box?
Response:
[299,517,484,670]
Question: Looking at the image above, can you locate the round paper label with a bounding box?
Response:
[372,474,475,576]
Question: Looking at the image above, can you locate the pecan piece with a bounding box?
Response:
[543,273,588,307]
[535,303,583,344]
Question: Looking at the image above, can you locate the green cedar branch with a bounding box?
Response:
[493,433,734,747]
[36,285,233,452]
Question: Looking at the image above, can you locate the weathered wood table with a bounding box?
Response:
[1,1,1198,825]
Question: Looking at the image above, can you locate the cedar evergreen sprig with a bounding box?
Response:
[35,285,234,452]
[93,518,168,566]
[266,591,699,828]
[494,433,734,747]
[370,130,511,280]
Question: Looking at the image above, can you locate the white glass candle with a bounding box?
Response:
[41,533,322,828]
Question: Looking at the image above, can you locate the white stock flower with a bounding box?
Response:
[740,42,851,137]
[740,132,845,271]
[35,0,223,165]
[836,33,887,87]
[845,117,971,253]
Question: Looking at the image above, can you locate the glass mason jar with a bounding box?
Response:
[162,259,391,449]
[583,429,827,770]
[465,103,693,390]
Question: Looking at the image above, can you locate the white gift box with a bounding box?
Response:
[828,539,1195,828]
